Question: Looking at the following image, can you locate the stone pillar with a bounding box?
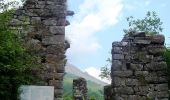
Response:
[12,0,73,99]
[110,32,169,100]
[73,78,88,100]
[104,85,114,100]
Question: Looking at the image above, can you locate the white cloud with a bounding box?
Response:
[66,0,123,56]
[85,67,111,84]
[145,0,151,6]
[124,4,136,11]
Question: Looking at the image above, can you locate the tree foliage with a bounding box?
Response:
[99,58,111,80]
[163,48,170,88]
[0,3,41,100]
[124,11,163,35]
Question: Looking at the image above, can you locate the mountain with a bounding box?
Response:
[63,63,108,100]
[65,63,108,86]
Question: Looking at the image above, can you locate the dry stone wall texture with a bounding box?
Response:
[73,78,88,100]
[105,32,169,100]
[11,0,73,100]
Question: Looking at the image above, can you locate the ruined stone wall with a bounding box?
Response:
[11,0,73,99]
[106,32,169,100]
[73,78,88,100]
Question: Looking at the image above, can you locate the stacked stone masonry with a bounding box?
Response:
[73,78,88,100]
[105,32,169,100]
[11,0,73,100]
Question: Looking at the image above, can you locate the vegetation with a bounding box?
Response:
[99,58,111,80]
[163,48,170,89]
[124,11,163,35]
[0,2,41,100]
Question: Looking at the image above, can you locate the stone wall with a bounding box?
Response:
[73,78,88,100]
[104,85,114,100]
[106,32,169,100]
[11,0,73,99]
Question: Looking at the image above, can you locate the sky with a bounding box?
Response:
[66,0,170,83]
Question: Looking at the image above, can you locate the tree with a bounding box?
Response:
[100,11,164,79]
[124,11,163,35]
[0,1,41,100]
[163,48,170,91]
[99,58,111,80]
[89,96,96,100]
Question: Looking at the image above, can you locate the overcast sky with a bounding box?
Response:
[66,0,170,82]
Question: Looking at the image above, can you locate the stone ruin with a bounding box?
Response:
[11,0,73,99]
[104,32,169,100]
[73,78,88,100]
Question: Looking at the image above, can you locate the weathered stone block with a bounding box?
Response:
[112,42,122,47]
[151,34,165,44]
[112,71,133,78]
[135,71,149,77]
[155,84,168,91]
[111,60,122,71]
[145,62,167,71]
[125,78,139,86]
[73,78,88,100]
[46,44,65,55]
[42,35,65,45]
[31,17,41,24]
[112,54,124,60]
[104,85,114,100]
[157,91,169,98]
[43,18,57,26]
[49,80,63,89]
[147,45,165,54]
[53,73,64,80]
[134,39,151,44]
[135,86,149,95]
[130,64,143,71]
[112,77,125,87]
[114,87,134,95]
[127,95,138,100]
[49,26,65,35]
[112,47,122,54]
[54,89,63,97]
[46,54,65,63]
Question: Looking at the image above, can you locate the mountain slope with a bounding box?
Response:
[65,63,108,86]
